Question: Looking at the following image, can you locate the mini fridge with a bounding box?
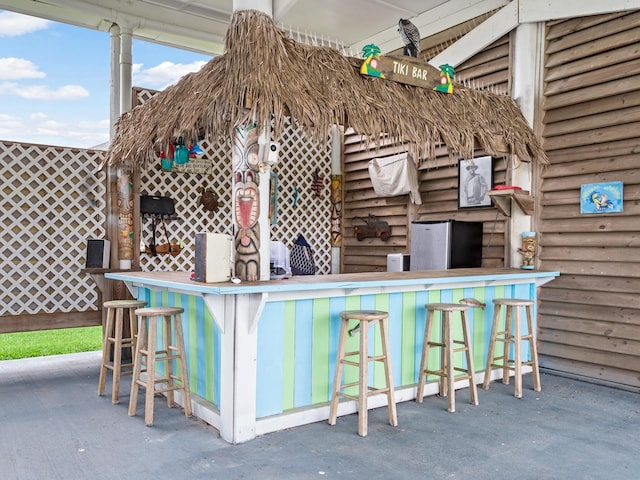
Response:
[410,220,483,270]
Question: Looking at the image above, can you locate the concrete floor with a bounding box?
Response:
[1,351,639,480]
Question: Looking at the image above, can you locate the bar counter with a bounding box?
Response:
[105,268,559,443]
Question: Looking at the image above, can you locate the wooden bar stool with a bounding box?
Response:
[328,310,397,437]
[416,303,478,412]
[128,306,192,426]
[482,298,541,398]
[98,299,147,404]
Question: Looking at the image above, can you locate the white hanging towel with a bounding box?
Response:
[368,152,422,204]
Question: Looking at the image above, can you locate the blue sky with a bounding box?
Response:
[0,10,210,149]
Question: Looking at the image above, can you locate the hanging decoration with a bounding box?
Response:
[353,214,391,242]
[174,136,190,165]
[311,168,324,198]
[198,186,219,213]
[360,44,440,89]
[330,174,343,247]
[189,141,205,158]
[161,137,211,174]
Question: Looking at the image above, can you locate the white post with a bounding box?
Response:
[109,23,121,140]
[233,0,273,15]
[117,24,134,270]
[258,128,272,281]
[119,25,133,116]
[106,24,121,270]
[509,22,543,268]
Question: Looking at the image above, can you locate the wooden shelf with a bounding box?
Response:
[487,189,534,216]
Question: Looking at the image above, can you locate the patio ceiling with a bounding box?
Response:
[1,0,636,63]
[0,0,459,55]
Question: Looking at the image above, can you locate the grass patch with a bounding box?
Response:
[0,326,102,360]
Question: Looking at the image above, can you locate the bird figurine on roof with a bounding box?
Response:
[398,18,420,58]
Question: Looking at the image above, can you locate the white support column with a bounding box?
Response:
[109,23,121,139]
[119,25,133,115]
[217,294,239,442]
[233,0,273,15]
[107,24,121,270]
[231,293,259,443]
[258,129,272,281]
[117,24,134,269]
[509,22,544,268]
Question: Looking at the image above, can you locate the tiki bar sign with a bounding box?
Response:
[360,44,454,93]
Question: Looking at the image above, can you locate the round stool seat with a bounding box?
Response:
[339,310,389,321]
[493,298,534,307]
[103,299,147,309]
[135,306,184,316]
[426,303,471,312]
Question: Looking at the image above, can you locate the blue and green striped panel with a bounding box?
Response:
[255,283,536,418]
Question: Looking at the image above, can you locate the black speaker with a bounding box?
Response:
[86,239,110,268]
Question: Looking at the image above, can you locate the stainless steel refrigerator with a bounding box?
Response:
[410,220,483,270]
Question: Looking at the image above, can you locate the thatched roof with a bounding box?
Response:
[105,9,547,171]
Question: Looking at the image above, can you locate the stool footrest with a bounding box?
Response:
[103,363,135,371]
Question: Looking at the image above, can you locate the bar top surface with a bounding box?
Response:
[105,268,559,295]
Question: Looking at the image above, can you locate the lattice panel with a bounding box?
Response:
[139,138,233,271]
[270,118,333,274]
[0,141,106,315]
[139,129,332,274]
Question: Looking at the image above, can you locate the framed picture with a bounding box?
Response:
[580,181,623,214]
[458,156,493,208]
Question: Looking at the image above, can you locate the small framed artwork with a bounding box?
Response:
[458,156,493,208]
[580,181,623,214]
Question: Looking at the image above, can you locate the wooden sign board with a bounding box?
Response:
[165,157,212,174]
[365,55,442,89]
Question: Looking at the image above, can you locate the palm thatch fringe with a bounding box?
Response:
[105,9,546,172]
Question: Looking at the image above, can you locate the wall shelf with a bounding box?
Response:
[487,189,534,216]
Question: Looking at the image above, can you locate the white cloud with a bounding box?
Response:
[0,57,46,80]
[0,11,50,37]
[0,113,24,129]
[0,111,109,148]
[0,82,89,100]
[77,119,111,129]
[133,60,206,89]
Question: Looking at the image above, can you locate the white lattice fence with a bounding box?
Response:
[0,141,106,316]
[137,89,333,275]
[270,120,333,274]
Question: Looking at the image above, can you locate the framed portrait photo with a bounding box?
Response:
[458,156,493,208]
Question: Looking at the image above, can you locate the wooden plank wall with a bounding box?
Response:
[539,11,640,389]
[342,36,512,272]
